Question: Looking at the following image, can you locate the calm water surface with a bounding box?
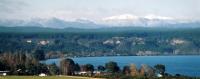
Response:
[42,56,200,77]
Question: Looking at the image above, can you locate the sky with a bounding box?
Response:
[0,0,200,22]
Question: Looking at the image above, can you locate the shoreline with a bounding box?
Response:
[44,55,200,60]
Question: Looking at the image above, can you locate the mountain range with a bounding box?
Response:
[0,14,200,29]
[0,18,106,29]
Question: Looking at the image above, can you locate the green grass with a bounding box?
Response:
[0,76,100,79]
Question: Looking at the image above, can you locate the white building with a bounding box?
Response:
[39,73,47,76]
[0,71,9,76]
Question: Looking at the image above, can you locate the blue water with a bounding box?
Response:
[42,56,200,77]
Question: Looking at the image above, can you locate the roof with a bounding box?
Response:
[0,71,10,73]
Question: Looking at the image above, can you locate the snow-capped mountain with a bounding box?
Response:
[0,14,199,28]
[0,18,105,29]
[101,14,178,26]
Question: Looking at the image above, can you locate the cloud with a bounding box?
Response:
[0,0,30,20]
[0,0,199,22]
[0,0,28,13]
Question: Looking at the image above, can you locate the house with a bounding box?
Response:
[156,73,163,77]
[39,73,47,76]
[0,71,9,76]
[93,71,107,76]
[26,40,32,43]
[77,71,88,75]
[75,71,107,76]
[93,71,101,74]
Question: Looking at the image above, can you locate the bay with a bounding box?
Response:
[42,56,200,77]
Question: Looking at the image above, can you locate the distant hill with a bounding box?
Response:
[0,25,200,33]
[0,26,199,57]
[0,17,200,29]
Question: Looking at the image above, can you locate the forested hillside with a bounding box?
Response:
[0,27,200,58]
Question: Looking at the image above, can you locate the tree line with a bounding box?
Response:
[0,52,192,79]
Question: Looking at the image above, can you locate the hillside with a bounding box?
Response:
[0,27,200,58]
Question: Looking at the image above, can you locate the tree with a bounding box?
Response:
[38,63,49,74]
[81,64,94,72]
[0,60,10,71]
[74,63,80,72]
[154,64,165,75]
[122,65,130,75]
[33,50,45,60]
[139,64,155,77]
[97,65,105,71]
[86,64,94,72]
[48,63,59,75]
[139,65,145,76]
[25,63,39,75]
[15,64,26,75]
[130,64,139,76]
[81,64,94,76]
[60,58,75,75]
[105,61,120,73]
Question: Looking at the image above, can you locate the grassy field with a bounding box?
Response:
[0,76,101,79]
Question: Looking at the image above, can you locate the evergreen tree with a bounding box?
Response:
[123,65,130,75]
[154,64,165,75]
[48,63,59,75]
[105,61,120,73]
[97,65,105,71]
[60,58,75,75]
[33,50,45,60]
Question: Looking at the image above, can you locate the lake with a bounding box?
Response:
[42,56,200,77]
